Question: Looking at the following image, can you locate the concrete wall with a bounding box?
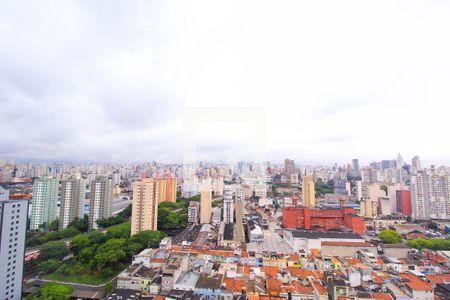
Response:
[322,245,377,257]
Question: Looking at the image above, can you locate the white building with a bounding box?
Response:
[0,195,28,299]
[411,171,450,220]
[59,177,85,230]
[30,177,59,230]
[223,185,234,223]
[89,176,113,230]
[188,201,199,224]
[282,230,365,252]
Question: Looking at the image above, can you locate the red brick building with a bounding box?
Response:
[282,205,365,234]
[396,190,411,216]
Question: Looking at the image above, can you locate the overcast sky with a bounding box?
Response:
[1,1,450,166]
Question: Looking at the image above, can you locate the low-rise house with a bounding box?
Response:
[404,230,425,240]
[174,272,200,291]
[116,264,161,293]
[194,273,223,298]
[399,272,434,300]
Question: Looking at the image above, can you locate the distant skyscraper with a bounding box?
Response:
[30,177,59,230]
[412,155,421,171]
[89,176,113,230]
[0,194,28,298]
[223,185,234,223]
[131,178,159,235]
[397,153,404,169]
[351,159,360,177]
[334,179,348,195]
[200,178,212,224]
[284,159,296,176]
[381,160,397,170]
[59,177,85,230]
[302,175,315,207]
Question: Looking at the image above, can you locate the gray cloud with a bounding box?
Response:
[1,1,450,165]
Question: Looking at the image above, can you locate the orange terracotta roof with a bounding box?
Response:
[331,256,340,264]
[150,258,166,263]
[344,258,362,266]
[372,292,394,300]
[311,249,321,258]
[426,274,450,285]
[425,251,448,264]
[312,280,327,295]
[286,253,299,261]
[266,277,313,296]
[267,277,283,295]
[371,272,384,284]
[287,268,324,279]
[261,266,279,277]
[154,296,165,300]
[287,281,313,295]
[223,277,246,292]
[400,273,433,291]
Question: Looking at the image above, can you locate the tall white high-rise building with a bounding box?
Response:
[223,185,234,223]
[89,176,113,230]
[0,192,28,299]
[411,171,450,220]
[412,155,422,172]
[30,177,60,230]
[59,177,85,230]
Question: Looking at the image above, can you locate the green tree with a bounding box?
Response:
[95,238,127,272]
[88,230,106,244]
[71,234,90,255]
[104,282,114,295]
[407,238,450,250]
[105,222,131,239]
[126,243,143,256]
[40,283,73,299]
[48,219,59,232]
[67,215,89,233]
[405,215,412,222]
[37,259,61,274]
[40,241,69,261]
[79,246,96,263]
[379,230,403,244]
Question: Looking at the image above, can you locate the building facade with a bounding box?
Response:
[411,172,450,220]
[157,175,177,203]
[396,190,411,216]
[0,196,28,299]
[89,176,113,230]
[200,179,212,224]
[223,185,234,224]
[188,201,199,224]
[283,205,365,234]
[59,177,85,230]
[30,177,59,230]
[302,176,315,207]
[131,178,159,235]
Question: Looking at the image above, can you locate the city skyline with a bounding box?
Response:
[2,1,450,164]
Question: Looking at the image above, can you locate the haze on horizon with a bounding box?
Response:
[1,1,450,166]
